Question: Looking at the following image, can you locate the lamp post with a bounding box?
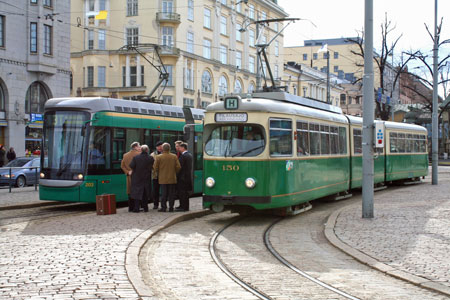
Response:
[432,0,439,185]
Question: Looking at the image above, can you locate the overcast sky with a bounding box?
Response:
[278,0,450,62]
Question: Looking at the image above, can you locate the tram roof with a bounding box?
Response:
[44,97,204,120]
[346,115,427,133]
[207,94,348,124]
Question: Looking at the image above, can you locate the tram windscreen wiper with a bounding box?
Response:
[231,145,265,157]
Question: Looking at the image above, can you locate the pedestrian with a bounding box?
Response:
[150,141,163,209]
[129,145,154,213]
[176,143,193,212]
[121,142,141,212]
[6,147,16,162]
[175,140,183,158]
[154,143,180,212]
[0,145,5,167]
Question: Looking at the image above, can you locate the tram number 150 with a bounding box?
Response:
[222,165,240,171]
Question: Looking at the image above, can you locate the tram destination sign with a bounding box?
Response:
[215,113,248,122]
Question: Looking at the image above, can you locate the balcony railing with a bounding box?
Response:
[159,45,180,57]
[156,12,181,23]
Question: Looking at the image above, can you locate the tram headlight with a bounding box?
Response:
[245,178,256,189]
[205,177,215,188]
[40,173,45,179]
[74,174,84,180]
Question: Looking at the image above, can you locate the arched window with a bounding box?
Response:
[234,79,242,93]
[218,75,228,96]
[248,82,255,93]
[25,82,50,114]
[0,83,5,112]
[201,70,212,93]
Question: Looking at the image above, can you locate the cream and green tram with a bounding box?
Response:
[202,92,428,213]
[202,93,352,212]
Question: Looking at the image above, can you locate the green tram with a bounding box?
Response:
[39,97,204,203]
[202,92,428,213]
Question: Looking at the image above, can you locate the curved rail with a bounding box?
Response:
[264,218,361,300]
[209,217,274,300]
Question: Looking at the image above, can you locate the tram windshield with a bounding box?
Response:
[205,124,265,157]
[43,111,90,179]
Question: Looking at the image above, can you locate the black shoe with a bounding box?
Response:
[153,206,158,210]
[132,210,140,213]
[158,208,166,212]
[175,208,186,212]
[175,206,181,209]
[168,208,174,212]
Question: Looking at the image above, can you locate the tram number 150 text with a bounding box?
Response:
[222,165,240,171]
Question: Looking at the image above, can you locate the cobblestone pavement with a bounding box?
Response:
[0,197,204,299]
[142,202,445,299]
[331,166,450,296]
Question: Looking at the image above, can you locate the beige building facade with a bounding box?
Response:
[70,0,288,108]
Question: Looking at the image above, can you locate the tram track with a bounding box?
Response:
[209,215,361,300]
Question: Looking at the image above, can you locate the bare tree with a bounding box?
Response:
[348,14,417,120]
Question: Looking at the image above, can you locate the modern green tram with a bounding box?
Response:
[202,92,428,213]
[39,97,204,203]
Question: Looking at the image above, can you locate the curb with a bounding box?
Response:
[0,201,64,211]
[324,206,450,297]
[125,209,213,298]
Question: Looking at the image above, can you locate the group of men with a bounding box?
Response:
[121,141,193,213]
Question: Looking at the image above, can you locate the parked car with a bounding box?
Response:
[0,157,40,187]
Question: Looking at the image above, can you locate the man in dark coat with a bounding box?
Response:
[129,145,154,213]
[176,143,193,212]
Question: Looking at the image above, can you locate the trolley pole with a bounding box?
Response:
[362,0,374,218]
[256,21,261,91]
[431,0,439,185]
[326,50,330,104]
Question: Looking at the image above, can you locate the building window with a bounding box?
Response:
[126,27,139,46]
[334,51,339,59]
[44,25,52,55]
[220,15,227,35]
[201,70,212,93]
[236,51,242,69]
[127,0,138,16]
[234,79,242,93]
[99,0,106,10]
[187,31,194,53]
[88,30,94,49]
[220,45,227,64]
[323,52,328,59]
[164,65,173,86]
[184,63,193,90]
[0,15,4,48]
[30,0,37,4]
[274,65,279,79]
[303,54,307,61]
[98,29,105,50]
[162,95,172,105]
[188,0,194,21]
[162,26,173,46]
[275,40,279,57]
[248,82,255,93]
[88,0,95,11]
[30,22,37,53]
[87,66,94,87]
[274,22,279,31]
[0,84,5,111]
[43,0,52,7]
[162,0,173,13]
[220,0,226,5]
[260,11,267,21]
[313,53,317,60]
[249,29,255,47]
[236,1,241,13]
[201,101,210,109]
[249,55,255,73]
[98,66,106,87]
[25,82,49,114]
[236,23,242,42]
[334,65,338,72]
[218,75,228,96]
[183,98,194,108]
[203,39,211,59]
[248,4,254,19]
[204,8,211,29]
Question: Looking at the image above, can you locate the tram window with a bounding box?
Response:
[420,135,427,152]
[115,106,123,112]
[132,108,139,113]
[339,127,347,154]
[149,109,156,115]
[296,121,309,156]
[270,119,292,156]
[309,123,320,155]
[320,125,330,155]
[123,107,131,112]
[390,132,398,153]
[330,126,339,154]
[413,138,420,152]
[398,133,406,153]
[88,127,110,171]
[194,132,203,170]
[156,110,163,115]
[353,128,362,154]
[205,124,265,157]
[141,109,148,114]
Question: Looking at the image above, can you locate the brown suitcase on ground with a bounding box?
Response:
[96,194,116,215]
